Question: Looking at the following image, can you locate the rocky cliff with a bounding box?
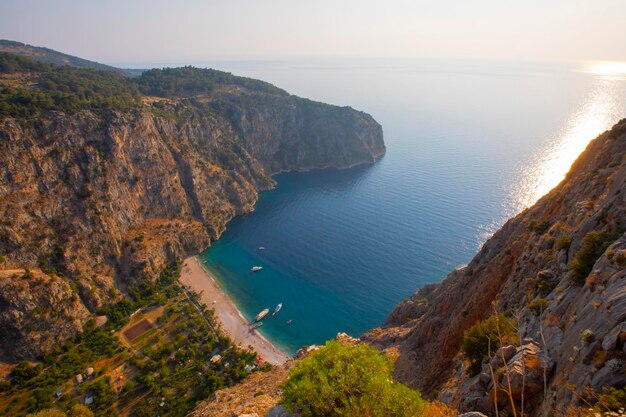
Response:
[0,55,384,361]
[363,120,626,416]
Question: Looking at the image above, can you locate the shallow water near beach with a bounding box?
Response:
[193,58,626,355]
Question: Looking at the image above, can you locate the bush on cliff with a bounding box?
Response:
[569,231,618,284]
[282,341,453,417]
[462,313,518,375]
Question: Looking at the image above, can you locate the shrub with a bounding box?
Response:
[67,405,94,417]
[282,341,434,417]
[25,409,67,417]
[614,251,626,267]
[462,314,518,376]
[569,231,617,284]
[528,298,549,315]
[556,234,572,251]
[528,220,551,234]
[581,329,595,343]
[595,386,626,413]
[12,361,40,385]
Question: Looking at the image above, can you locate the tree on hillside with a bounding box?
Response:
[281,340,448,417]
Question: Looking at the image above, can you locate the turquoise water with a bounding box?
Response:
[194,59,626,355]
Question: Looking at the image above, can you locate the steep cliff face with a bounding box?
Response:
[213,91,385,173]
[364,120,626,416]
[0,62,384,360]
[0,268,90,359]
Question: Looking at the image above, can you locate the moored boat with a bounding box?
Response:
[272,303,282,316]
[254,308,270,322]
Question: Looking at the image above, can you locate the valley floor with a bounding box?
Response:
[180,257,290,365]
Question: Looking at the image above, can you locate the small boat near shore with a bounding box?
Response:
[249,322,263,331]
[272,303,282,316]
[250,266,263,272]
[254,308,270,322]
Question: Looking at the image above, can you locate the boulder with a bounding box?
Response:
[591,359,626,389]
[490,342,546,405]
[601,323,626,351]
[265,405,295,417]
[490,345,517,368]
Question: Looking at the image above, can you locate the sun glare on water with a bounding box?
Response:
[509,65,625,213]
[588,61,626,78]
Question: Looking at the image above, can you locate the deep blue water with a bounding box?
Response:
[191,59,626,355]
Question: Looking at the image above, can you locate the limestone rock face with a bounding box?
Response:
[488,342,546,406]
[363,120,626,415]
[264,405,295,417]
[191,363,290,417]
[0,268,90,359]
[0,89,384,359]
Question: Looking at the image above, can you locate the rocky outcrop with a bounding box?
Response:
[192,362,290,417]
[363,120,626,416]
[0,268,90,359]
[0,76,384,360]
[213,92,385,174]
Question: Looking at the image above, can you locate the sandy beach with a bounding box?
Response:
[180,257,290,365]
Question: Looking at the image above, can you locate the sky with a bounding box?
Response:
[1,0,625,66]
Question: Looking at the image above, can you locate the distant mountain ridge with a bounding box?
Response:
[0,39,143,76]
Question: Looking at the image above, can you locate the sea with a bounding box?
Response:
[124,57,626,355]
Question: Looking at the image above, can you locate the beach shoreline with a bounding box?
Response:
[180,256,290,365]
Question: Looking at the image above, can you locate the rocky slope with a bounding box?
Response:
[0,57,384,361]
[0,268,90,360]
[364,120,626,416]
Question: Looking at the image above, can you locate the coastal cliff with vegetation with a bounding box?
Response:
[0,51,384,364]
[364,120,626,417]
[1,43,625,417]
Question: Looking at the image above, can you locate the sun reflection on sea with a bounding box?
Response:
[508,68,625,214]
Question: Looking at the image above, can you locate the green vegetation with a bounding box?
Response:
[461,313,519,375]
[569,231,618,284]
[0,52,288,118]
[282,341,453,417]
[528,220,551,234]
[528,298,549,315]
[594,387,626,413]
[1,262,259,417]
[26,409,66,417]
[136,67,285,98]
[556,234,572,251]
[0,53,142,117]
[529,270,558,297]
[26,405,93,417]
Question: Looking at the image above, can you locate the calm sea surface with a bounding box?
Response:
[138,58,626,355]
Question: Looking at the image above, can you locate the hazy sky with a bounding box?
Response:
[1,0,625,65]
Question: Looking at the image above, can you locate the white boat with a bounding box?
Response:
[258,246,265,250]
[250,266,263,272]
[272,303,282,316]
[254,308,270,322]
